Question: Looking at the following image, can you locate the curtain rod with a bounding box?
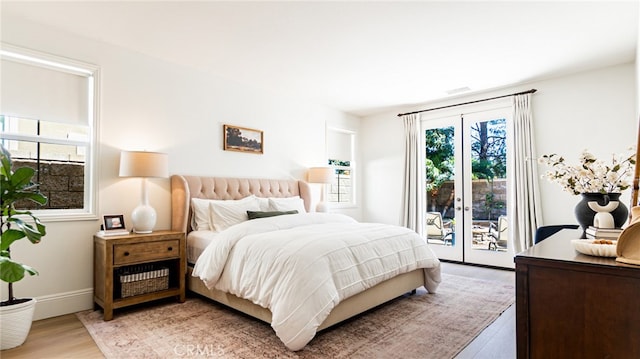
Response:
[397,88,537,117]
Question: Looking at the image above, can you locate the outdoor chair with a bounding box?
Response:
[488,216,508,250]
[426,212,454,245]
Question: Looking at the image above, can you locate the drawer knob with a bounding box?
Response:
[124,251,130,256]
[167,246,173,251]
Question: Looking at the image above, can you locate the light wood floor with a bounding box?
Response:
[445,262,516,359]
[2,262,515,359]
[1,311,104,359]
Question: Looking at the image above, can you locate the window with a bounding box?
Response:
[327,128,355,206]
[0,44,99,219]
[327,159,353,204]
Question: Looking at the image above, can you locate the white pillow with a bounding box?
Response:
[268,196,306,213]
[256,197,271,211]
[191,198,215,231]
[209,196,260,232]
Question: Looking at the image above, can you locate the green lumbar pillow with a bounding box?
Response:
[246,210,298,220]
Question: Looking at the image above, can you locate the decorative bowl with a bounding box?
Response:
[571,239,617,257]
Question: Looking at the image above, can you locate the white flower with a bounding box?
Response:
[539,148,636,195]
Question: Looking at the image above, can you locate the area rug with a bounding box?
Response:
[77,273,514,359]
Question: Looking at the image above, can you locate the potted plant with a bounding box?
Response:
[539,148,635,237]
[0,144,47,350]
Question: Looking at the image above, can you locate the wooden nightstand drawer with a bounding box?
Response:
[114,239,180,265]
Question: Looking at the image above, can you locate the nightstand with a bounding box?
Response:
[93,230,186,320]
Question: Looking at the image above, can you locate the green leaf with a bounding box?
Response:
[10,167,36,188]
[0,229,26,251]
[21,263,38,276]
[0,256,38,283]
[8,192,47,206]
[0,145,12,178]
[7,217,45,244]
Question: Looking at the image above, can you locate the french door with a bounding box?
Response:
[423,107,514,268]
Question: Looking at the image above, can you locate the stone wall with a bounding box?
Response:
[13,159,84,210]
[427,179,507,221]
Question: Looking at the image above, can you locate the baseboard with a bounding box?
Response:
[33,288,94,321]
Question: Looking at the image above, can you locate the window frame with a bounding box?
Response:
[326,127,356,208]
[1,44,100,221]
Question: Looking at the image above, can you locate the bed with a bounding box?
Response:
[170,175,441,350]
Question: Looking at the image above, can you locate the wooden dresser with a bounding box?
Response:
[515,229,640,359]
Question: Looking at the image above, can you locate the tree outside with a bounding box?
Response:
[425,126,455,214]
[425,119,507,221]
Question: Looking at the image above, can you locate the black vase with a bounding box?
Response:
[574,193,628,238]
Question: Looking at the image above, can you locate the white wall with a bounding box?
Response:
[362,63,637,228]
[1,17,360,319]
[360,113,405,224]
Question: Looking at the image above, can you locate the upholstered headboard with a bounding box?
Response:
[171,175,312,234]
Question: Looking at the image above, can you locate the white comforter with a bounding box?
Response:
[192,213,441,351]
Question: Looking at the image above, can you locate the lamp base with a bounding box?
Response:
[131,204,157,234]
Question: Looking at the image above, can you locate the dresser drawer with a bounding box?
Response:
[114,240,180,265]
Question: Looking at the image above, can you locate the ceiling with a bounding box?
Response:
[2,1,638,117]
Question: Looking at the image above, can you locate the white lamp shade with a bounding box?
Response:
[119,151,169,178]
[307,167,334,184]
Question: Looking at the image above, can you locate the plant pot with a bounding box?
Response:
[574,193,628,238]
[1,298,36,350]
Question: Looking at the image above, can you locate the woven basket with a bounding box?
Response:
[120,267,169,298]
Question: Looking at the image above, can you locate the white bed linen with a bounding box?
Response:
[192,213,441,351]
[187,230,218,264]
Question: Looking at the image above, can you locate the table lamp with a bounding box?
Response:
[119,151,169,233]
[307,166,334,212]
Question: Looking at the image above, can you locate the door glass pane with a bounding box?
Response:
[425,126,456,246]
[470,118,508,252]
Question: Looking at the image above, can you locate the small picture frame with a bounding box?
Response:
[104,215,126,231]
[224,124,264,154]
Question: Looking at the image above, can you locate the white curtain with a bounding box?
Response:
[512,94,542,251]
[401,114,424,235]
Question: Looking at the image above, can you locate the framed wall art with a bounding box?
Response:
[224,124,263,154]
